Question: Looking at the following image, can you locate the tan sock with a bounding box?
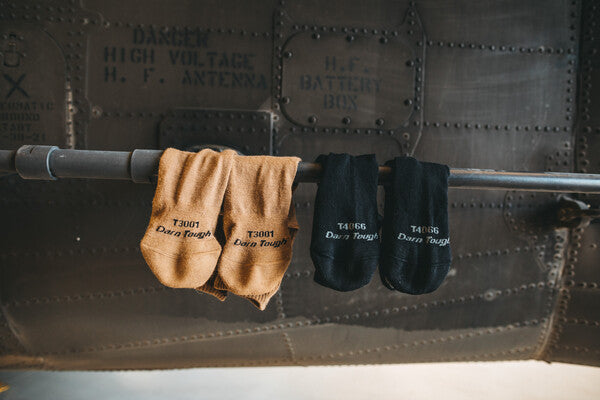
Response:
[196,269,228,301]
[214,154,300,310]
[196,213,229,300]
[140,148,235,288]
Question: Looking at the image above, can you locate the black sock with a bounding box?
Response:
[380,157,451,295]
[310,153,381,292]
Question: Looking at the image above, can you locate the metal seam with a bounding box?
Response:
[297,319,542,362]
[36,282,551,356]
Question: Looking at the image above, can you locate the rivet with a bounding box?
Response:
[404,99,413,106]
[342,116,351,125]
[346,35,354,42]
[283,51,292,58]
[312,33,320,40]
[91,105,102,117]
[379,37,388,44]
[308,115,317,124]
[375,118,384,126]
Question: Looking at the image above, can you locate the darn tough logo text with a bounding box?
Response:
[325,231,379,241]
[233,238,288,248]
[397,233,449,247]
[155,225,212,239]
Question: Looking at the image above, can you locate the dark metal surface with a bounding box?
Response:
[540,0,600,366]
[0,0,598,370]
[158,109,273,154]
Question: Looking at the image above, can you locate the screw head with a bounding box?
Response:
[91,105,102,117]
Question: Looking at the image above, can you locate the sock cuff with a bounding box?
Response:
[241,287,280,311]
[154,148,235,208]
[195,285,227,301]
[214,271,280,310]
[224,155,300,216]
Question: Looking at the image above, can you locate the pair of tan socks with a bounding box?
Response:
[140,148,300,310]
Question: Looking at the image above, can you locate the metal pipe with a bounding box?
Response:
[0,150,15,173]
[1,146,600,193]
[51,148,133,180]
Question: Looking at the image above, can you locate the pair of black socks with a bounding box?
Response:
[310,154,451,295]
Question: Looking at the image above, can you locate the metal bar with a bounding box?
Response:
[1,146,600,193]
[0,150,15,173]
[51,148,133,180]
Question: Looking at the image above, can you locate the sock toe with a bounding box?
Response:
[312,253,378,292]
[380,256,450,295]
[141,244,221,288]
[416,262,451,294]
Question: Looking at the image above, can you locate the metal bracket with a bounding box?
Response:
[130,149,161,184]
[557,195,600,229]
[14,145,58,180]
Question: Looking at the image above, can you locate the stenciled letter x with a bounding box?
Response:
[3,73,29,99]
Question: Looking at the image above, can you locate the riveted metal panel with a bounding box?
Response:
[0,25,66,148]
[281,32,415,128]
[286,324,541,365]
[417,0,575,50]
[158,109,272,154]
[45,331,292,370]
[423,48,574,127]
[542,0,600,366]
[0,0,598,370]
[86,30,272,111]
